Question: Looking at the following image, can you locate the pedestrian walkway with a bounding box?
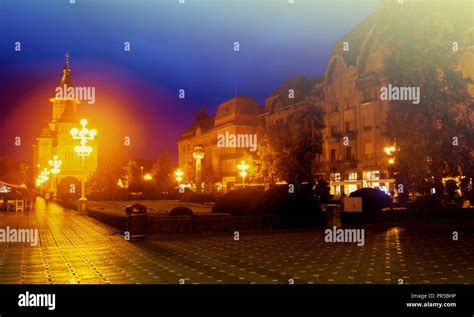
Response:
[0,198,472,284]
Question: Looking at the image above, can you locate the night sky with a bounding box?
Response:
[0,0,379,162]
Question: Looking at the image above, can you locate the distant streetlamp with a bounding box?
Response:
[174,169,183,184]
[237,160,249,188]
[192,145,205,192]
[49,155,62,198]
[70,118,97,212]
[384,146,396,156]
[38,169,50,194]
[384,145,397,165]
[143,173,153,181]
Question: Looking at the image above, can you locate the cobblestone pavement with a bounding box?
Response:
[0,198,472,284]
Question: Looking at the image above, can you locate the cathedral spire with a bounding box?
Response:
[59,51,73,87]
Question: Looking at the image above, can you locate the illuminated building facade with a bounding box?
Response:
[178,96,261,192]
[318,16,395,196]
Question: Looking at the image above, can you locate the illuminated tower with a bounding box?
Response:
[33,53,98,195]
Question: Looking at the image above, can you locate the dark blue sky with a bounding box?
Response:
[0,0,379,161]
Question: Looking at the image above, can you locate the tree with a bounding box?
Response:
[382,2,474,196]
[89,160,126,193]
[151,153,174,193]
[245,126,279,187]
[266,101,325,187]
[202,162,217,193]
[124,160,141,191]
[0,157,34,188]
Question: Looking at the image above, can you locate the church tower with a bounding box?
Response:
[50,52,80,122]
[33,53,98,195]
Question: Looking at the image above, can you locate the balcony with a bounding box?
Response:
[328,159,358,169]
[343,130,357,138]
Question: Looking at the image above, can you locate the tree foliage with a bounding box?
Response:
[89,160,126,193]
[0,157,34,188]
[151,153,174,193]
[382,2,474,195]
[251,101,325,187]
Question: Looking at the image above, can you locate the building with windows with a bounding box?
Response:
[315,13,396,196]
[177,96,261,192]
[32,53,98,192]
[178,11,473,196]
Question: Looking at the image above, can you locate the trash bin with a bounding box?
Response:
[125,204,148,240]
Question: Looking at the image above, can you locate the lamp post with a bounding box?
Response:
[70,119,97,212]
[237,160,249,188]
[192,145,205,192]
[49,155,62,199]
[384,146,396,166]
[384,145,397,194]
[39,169,50,196]
[174,169,183,184]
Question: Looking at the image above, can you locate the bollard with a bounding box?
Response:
[326,204,341,228]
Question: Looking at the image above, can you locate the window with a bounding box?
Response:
[330,125,337,137]
[345,98,351,110]
[362,116,373,131]
[345,146,352,160]
[348,172,358,180]
[363,170,380,180]
[363,143,373,159]
[345,121,351,133]
[65,152,74,161]
[361,87,377,103]
[330,173,341,182]
[330,149,336,162]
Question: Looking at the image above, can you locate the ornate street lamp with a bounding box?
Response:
[70,119,97,212]
[237,160,249,188]
[384,145,396,165]
[192,145,205,192]
[174,169,183,184]
[49,155,62,198]
[384,145,397,194]
[38,169,50,195]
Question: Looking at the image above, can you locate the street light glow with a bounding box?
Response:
[237,160,249,188]
[49,155,62,175]
[384,146,396,156]
[70,118,97,211]
[174,169,183,183]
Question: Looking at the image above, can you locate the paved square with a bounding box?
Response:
[0,199,472,284]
